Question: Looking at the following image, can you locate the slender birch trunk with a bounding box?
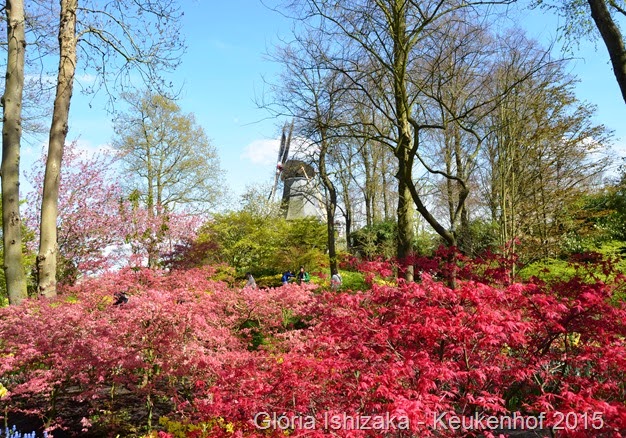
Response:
[37,0,77,297]
[2,0,28,304]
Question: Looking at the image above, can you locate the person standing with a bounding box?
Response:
[296,266,310,285]
[281,270,294,285]
[245,272,257,289]
[331,270,342,291]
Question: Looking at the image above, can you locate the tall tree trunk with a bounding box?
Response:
[362,143,374,227]
[338,170,353,251]
[381,156,392,221]
[344,211,352,250]
[145,146,160,268]
[454,130,469,232]
[396,149,415,282]
[445,139,455,227]
[2,0,28,304]
[587,0,626,103]
[37,0,77,297]
[391,0,415,282]
[318,138,338,275]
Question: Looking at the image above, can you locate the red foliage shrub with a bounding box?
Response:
[1,256,625,437]
[0,267,315,436]
[191,271,626,437]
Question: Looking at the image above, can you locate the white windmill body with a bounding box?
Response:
[269,122,325,221]
[280,159,324,220]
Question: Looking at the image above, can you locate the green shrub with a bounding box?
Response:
[255,274,283,289]
[350,220,397,259]
[518,242,626,285]
[336,270,367,291]
[518,258,576,283]
[180,211,327,276]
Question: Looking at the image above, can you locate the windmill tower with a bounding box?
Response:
[269,121,325,221]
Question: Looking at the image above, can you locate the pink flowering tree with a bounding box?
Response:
[25,143,126,283]
[25,142,205,284]
[117,199,204,269]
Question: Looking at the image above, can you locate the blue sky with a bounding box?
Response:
[30,0,626,205]
[55,0,291,205]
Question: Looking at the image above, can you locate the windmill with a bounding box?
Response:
[268,121,325,220]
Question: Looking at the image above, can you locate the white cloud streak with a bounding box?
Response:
[240,138,280,165]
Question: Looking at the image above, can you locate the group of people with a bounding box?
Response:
[113,269,341,304]
[244,266,342,290]
[281,266,310,285]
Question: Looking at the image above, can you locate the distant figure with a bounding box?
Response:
[331,270,342,291]
[296,266,310,285]
[113,291,129,305]
[245,272,257,289]
[281,270,294,285]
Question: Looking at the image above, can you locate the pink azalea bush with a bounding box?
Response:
[0,267,315,436]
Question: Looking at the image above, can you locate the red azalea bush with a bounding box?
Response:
[1,256,626,437]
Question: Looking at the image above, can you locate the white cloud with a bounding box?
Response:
[75,73,97,84]
[289,136,318,160]
[69,138,116,159]
[240,135,320,166]
[240,138,280,165]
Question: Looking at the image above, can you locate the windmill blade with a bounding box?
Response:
[277,124,288,165]
[268,163,281,202]
[268,123,289,201]
[268,173,279,201]
[280,120,294,164]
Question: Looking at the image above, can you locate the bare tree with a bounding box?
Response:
[330,137,362,250]
[275,0,518,281]
[410,17,496,248]
[480,45,611,263]
[266,30,349,274]
[36,0,78,298]
[112,90,222,267]
[113,90,222,215]
[349,105,396,228]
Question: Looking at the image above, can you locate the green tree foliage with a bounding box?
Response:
[350,220,398,260]
[598,166,626,242]
[112,89,223,214]
[560,166,626,254]
[455,219,501,257]
[186,211,327,277]
[351,220,439,260]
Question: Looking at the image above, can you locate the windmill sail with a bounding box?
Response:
[268,121,294,202]
[281,120,293,164]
